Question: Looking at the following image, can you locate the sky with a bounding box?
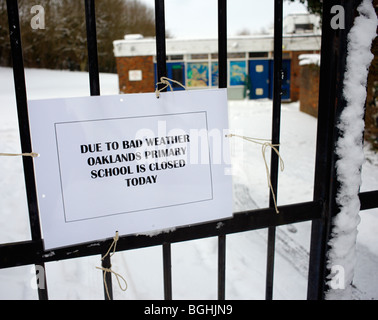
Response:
[139,0,309,38]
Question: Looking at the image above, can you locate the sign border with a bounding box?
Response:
[53,111,214,223]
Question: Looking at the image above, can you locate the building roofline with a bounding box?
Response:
[113,33,321,57]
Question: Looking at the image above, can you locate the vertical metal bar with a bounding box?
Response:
[6,0,42,250]
[154,0,172,299]
[265,0,283,301]
[217,0,227,300]
[307,0,336,300]
[84,0,111,299]
[265,227,276,300]
[307,0,360,300]
[218,0,227,89]
[6,0,48,300]
[85,0,100,96]
[162,242,172,300]
[155,0,167,87]
[218,235,226,300]
[101,254,113,300]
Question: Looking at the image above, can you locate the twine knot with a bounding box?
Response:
[155,76,186,98]
[96,231,128,300]
[227,134,284,214]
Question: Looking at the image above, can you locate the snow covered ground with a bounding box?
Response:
[0,67,377,300]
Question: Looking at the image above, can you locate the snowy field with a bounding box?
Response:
[0,67,377,300]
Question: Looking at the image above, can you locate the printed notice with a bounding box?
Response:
[55,112,213,222]
[28,89,232,249]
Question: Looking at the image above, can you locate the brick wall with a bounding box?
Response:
[115,56,155,94]
[290,50,319,102]
[299,63,320,117]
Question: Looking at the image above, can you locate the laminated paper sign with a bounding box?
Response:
[28,89,232,249]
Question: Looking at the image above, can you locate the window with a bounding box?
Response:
[249,52,269,58]
[187,62,209,87]
[227,52,245,59]
[295,23,314,33]
[189,54,209,60]
[229,61,246,86]
[171,64,184,88]
[211,62,219,87]
[168,55,184,61]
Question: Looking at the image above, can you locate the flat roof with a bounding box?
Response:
[113,34,321,57]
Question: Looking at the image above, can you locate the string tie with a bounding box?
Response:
[96,231,128,300]
[155,76,186,98]
[0,152,39,158]
[227,134,284,214]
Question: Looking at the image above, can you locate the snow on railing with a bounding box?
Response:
[326,0,377,300]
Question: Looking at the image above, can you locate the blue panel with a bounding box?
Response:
[154,63,157,87]
[248,60,270,99]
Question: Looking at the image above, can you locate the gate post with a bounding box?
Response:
[6,0,48,300]
[307,0,361,300]
[153,0,173,300]
[217,0,227,300]
[265,0,283,301]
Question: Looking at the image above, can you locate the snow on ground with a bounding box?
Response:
[0,67,377,300]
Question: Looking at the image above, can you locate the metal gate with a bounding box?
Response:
[1,0,377,300]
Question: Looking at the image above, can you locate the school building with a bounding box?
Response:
[113,14,321,101]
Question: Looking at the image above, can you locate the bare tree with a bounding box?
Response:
[0,0,156,72]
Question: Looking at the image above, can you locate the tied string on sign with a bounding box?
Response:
[226,134,284,214]
[155,76,186,98]
[96,231,128,300]
[0,152,39,158]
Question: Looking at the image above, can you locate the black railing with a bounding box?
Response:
[1,0,377,301]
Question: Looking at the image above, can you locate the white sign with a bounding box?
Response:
[128,70,142,81]
[28,89,232,249]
